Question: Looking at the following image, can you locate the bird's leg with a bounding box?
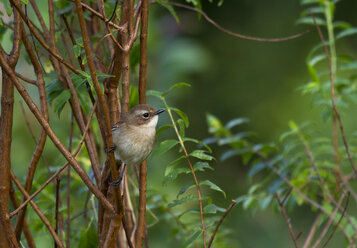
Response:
[109,163,126,188]
[105,145,116,153]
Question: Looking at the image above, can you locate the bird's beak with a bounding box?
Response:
[155,109,165,115]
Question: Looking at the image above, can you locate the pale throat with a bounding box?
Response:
[143,115,158,128]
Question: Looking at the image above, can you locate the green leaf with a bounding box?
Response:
[171,107,189,127]
[177,183,194,197]
[190,150,214,161]
[177,118,185,138]
[163,167,190,184]
[155,139,179,156]
[182,137,212,153]
[200,180,226,198]
[288,120,299,132]
[162,82,191,97]
[225,117,249,129]
[203,204,226,214]
[2,0,13,16]
[156,124,172,136]
[184,229,202,248]
[21,0,28,4]
[165,155,186,171]
[168,195,197,208]
[97,72,115,79]
[146,90,163,99]
[57,1,74,15]
[308,53,326,67]
[300,0,320,4]
[53,89,72,117]
[296,16,326,26]
[157,0,180,24]
[194,161,214,172]
[77,70,91,79]
[75,37,84,47]
[248,162,266,177]
[78,222,98,248]
[130,42,140,70]
[206,113,228,136]
[73,44,81,58]
[336,28,357,39]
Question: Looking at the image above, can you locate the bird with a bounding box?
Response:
[108,104,165,187]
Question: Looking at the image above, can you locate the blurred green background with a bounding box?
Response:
[145,1,357,247]
[2,0,357,247]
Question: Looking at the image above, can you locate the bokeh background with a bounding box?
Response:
[145,1,357,247]
[2,0,357,247]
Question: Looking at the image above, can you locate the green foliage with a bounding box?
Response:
[297,0,357,121]
[46,71,113,116]
[204,1,357,245]
[78,221,98,248]
[147,83,232,247]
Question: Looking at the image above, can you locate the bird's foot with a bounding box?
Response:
[109,163,126,188]
[105,145,116,153]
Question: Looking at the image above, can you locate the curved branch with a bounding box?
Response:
[0,50,115,214]
[310,12,357,179]
[160,1,310,42]
[10,101,98,218]
[208,200,237,248]
[10,0,78,73]
[11,171,65,248]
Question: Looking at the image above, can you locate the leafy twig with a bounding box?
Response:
[163,97,207,248]
[310,12,357,179]
[275,192,299,248]
[10,101,98,218]
[322,192,350,248]
[207,200,237,248]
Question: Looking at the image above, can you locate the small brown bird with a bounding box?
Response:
[109,104,165,186]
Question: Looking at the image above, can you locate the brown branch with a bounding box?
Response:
[159,1,310,42]
[61,16,106,184]
[67,113,74,248]
[302,214,322,248]
[9,101,98,218]
[275,193,299,248]
[48,0,56,49]
[55,177,61,248]
[135,0,149,246]
[10,0,79,74]
[11,171,65,248]
[68,0,126,32]
[73,1,124,245]
[0,55,115,214]
[15,71,37,85]
[0,6,22,246]
[98,0,124,52]
[60,65,102,184]
[29,0,49,36]
[207,200,237,248]
[120,0,132,113]
[166,106,207,247]
[14,20,50,240]
[256,151,355,243]
[9,184,36,248]
[322,193,350,248]
[123,176,136,244]
[61,15,86,71]
[312,192,347,248]
[310,12,357,179]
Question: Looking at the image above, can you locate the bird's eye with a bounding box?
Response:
[142,113,149,118]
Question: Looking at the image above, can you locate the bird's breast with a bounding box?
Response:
[113,125,156,165]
